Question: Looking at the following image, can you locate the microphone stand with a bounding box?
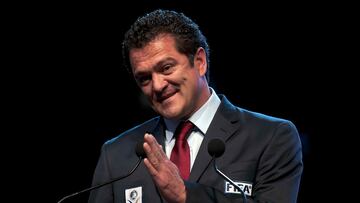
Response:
[213,158,247,203]
[57,157,142,203]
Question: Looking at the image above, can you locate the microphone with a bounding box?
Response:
[57,142,146,203]
[208,139,247,203]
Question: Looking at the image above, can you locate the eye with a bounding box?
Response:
[136,75,151,86]
[162,64,173,74]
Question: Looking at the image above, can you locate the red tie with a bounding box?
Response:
[170,121,194,180]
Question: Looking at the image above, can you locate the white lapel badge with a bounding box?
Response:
[224,181,252,196]
[125,186,142,203]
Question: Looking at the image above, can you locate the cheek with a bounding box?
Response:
[140,86,152,97]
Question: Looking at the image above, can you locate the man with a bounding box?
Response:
[89,9,303,203]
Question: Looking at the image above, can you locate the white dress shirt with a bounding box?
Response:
[163,88,221,170]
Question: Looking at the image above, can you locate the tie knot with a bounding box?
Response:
[174,120,194,141]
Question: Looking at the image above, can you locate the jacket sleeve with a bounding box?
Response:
[186,121,303,203]
[253,121,303,202]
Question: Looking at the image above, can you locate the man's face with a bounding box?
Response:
[129,34,208,120]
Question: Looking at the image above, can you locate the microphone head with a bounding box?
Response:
[208,138,225,158]
[135,142,146,158]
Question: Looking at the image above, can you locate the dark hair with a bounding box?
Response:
[122,9,210,81]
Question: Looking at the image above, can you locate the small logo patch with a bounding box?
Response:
[224,181,252,196]
[125,186,142,203]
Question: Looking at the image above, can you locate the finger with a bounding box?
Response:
[143,158,158,177]
[144,133,159,148]
[143,142,160,169]
[144,133,166,159]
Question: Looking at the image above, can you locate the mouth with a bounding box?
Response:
[156,89,178,103]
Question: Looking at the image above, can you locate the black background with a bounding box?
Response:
[5,1,354,202]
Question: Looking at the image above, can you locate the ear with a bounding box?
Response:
[194,47,207,77]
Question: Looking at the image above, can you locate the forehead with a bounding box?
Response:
[129,35,180,68]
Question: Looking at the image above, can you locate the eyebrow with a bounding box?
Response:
[134,57,177,76]
[153,57,177,70]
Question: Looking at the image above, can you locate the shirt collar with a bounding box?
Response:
[164,87,221,138]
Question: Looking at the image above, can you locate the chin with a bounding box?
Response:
[156,99,185,119]
[158,108,182,120]
[160,112,179,120]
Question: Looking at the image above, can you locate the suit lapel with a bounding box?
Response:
[150,117,166,149]
[148,96,242,182]
[189,96,241,182]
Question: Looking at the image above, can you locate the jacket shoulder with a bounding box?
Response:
[104,116,161,146]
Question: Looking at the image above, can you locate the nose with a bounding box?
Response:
[152,73,168,92]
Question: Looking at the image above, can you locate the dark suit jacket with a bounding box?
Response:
[89,95,303,203]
